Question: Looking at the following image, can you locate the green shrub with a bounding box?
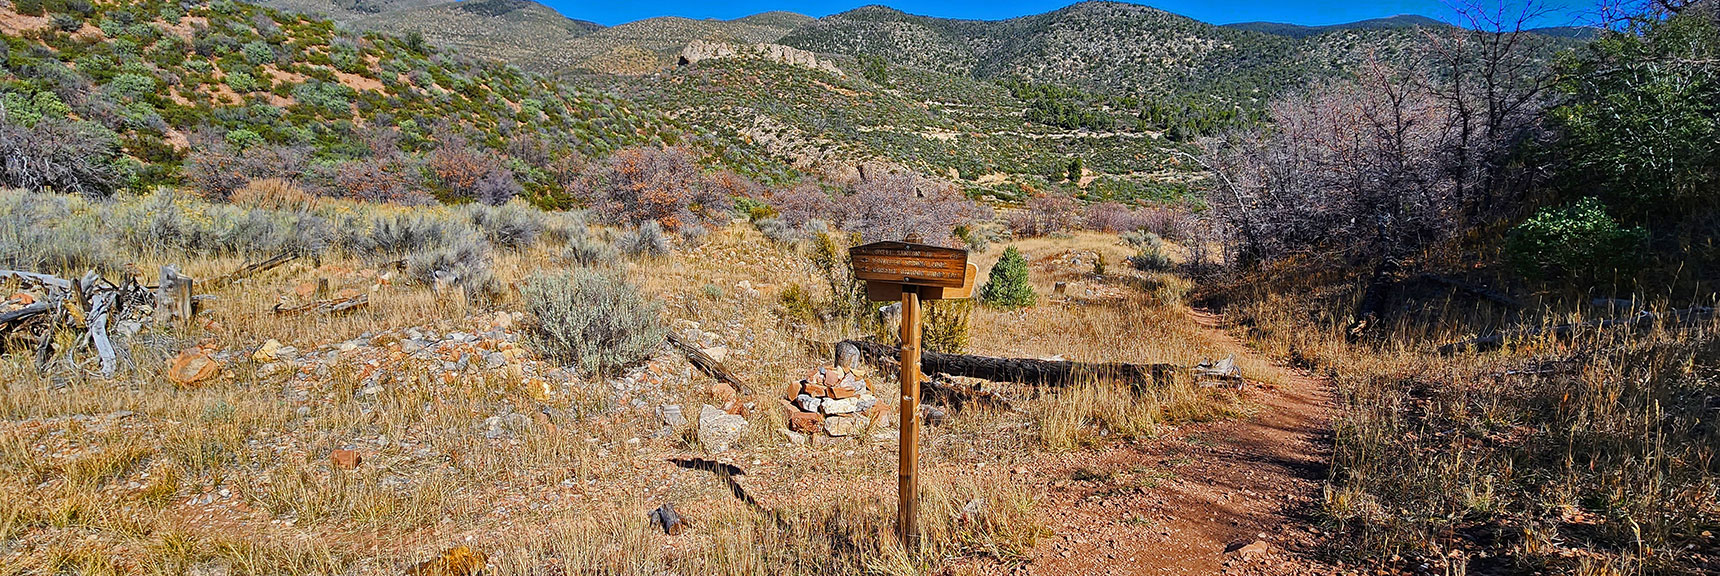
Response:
[14,0,45,16]
[1506,198,1648,285]
[405,231,496,297]
[1124,231,1172,271]
[922,299,974,353]
[461,201,542,250]
[562,233,615,266]
[979,246,1036,309]
[522,270,665,377]
[616,221,670,258]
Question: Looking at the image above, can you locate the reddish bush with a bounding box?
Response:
[1008,194,1082,237]
[426,135,503,202]
[839,173,990,246]
[581,146,724,230]
[769,182,837,227]
[335,157,432,205]
[1084,201,1189,239]
[183,132,310,200]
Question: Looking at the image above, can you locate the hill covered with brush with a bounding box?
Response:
[0,0,723,202]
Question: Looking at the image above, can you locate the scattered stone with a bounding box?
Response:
[697,404,748,453]
[787,410,824,433]
[658,404,686,428]
[820,397,860,415]
[648,503,686,535]
[1225,540,1270,559]
[823,415,869,437]
[405,545,487,576]
[795,393,822,413]
[700,346,728,363]
[252,339,283,363]
[922,405,949,426]
[330,449,361,470]
[482,352,506,370]
[166,348,221,387]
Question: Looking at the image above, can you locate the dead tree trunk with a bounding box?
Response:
[837,339,1177,392]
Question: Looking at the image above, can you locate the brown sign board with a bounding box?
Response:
[865,263,976,301]
[850,241,969,288]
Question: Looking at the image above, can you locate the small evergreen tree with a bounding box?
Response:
[979,246,1036,309]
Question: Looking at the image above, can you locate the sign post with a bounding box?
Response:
[849,237,975,550]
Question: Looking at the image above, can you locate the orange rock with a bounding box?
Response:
[802,382,829,397]
[166,348,220,387]
[293,281,317,299]
[8,292,34,305]
[827,384,859,400]
[783,380,802,401]
[710,382,737,404]
[787,410,824,433]
[723,399,749,417]
[822,367,844,388]
[865,400,888,421]
[330,449,362,470]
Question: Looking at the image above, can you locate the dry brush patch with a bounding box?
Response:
[1228,283,1720,574]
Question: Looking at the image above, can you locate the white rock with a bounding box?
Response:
[697,404,748,453]
[820,397,860,415]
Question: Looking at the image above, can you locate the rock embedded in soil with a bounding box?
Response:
[658,404,686,428]
[697,404,748,453]
[330,449,362,470]
[823,415,869,437]
[167,348,221,387]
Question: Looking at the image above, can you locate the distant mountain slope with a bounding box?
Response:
[777,2,1305,103]
[1224,14,1445,37]
[562,13,815,74]
[348,0,602,73]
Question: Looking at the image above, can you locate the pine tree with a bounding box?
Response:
[979,246,1036,309]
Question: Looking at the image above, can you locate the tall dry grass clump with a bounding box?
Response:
[1228,282,1719,573]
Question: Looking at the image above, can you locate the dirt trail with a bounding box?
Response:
[1024,309,1337,575]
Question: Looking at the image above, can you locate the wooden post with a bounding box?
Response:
[898,286,922,549]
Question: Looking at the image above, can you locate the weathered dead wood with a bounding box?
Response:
[0,302,49,325]
[204,253,297,292]
[922,377,1013,413]
[1439,306,1716,355]
[648,503,686,535]
[837,339,1178,391]
[272,293,368,316]
[666,332,750,394]
[87,291,116,377]
[0,269,71,290]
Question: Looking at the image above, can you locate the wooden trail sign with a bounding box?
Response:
[849,238,975,549]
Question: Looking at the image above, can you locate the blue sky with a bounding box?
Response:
[543,0,1594,28]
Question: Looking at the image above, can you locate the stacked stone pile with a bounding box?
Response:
[782,365,885,437]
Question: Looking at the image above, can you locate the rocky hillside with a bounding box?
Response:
[777,2,1307,104]
[0,0,682,194]
[559,12,814,75]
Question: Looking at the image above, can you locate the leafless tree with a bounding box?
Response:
[0,117,120,197]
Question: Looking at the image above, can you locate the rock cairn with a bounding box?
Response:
[782,365,884,437]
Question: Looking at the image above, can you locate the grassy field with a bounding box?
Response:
[0,190,1262,575]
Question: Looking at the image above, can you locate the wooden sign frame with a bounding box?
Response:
[848,238,974,550]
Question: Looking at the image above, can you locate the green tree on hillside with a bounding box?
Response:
[979,246,1036,309]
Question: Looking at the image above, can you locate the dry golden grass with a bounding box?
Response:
[0,207,1270,574]
[1226,273,1720,574]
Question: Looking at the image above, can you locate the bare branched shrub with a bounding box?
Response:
[1008,194,1082,237]
[183,134,310,200]
[768,182,836,228]
[1083,202,1188,239]
[0,117,120,197]
[838,173,990,246]
[521,270,665,377]
[335,156,431,205]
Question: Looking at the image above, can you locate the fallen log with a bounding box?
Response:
[922,377,1013,412]
[666,332,750,395]
[272,293,368,316]
[205,253,297,291]
[1439,306,1716,355]
[837,339,1178,391]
